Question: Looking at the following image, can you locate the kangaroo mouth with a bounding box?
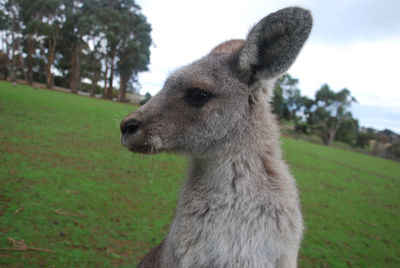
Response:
[121,132,159,154]
[128,143,156,154]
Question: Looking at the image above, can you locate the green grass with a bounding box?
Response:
[1,81,399,267]
[283,139,400,267]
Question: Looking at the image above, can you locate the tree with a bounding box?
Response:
[0,4,10,80]
[334,116,359,145]
[117,12,151,102]
[57,0,95,93]
[2,0,21,83]
[0,0,152,97]
[272,76,286,119]
[36,0,64,89]
[79,0,104,96]
[18,0,43,85]
[272,73,300,120]
[295,96,315,134]
[97,0,123,99]
[95,0,151,100]
[0,51,8,79]
[355,132,372,149]
[0,7,7,29]
[312,84,357,146]
[81,46,102,96]
[139,92,151,105]
[387,142,400,158]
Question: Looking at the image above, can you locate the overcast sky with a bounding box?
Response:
[136,0,400,132]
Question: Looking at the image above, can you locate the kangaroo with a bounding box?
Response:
[120,7,312,268]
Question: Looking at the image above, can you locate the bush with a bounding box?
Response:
[295,122,309,134]
[355,133,371,149]
[139,92,152,105]
[387,142,400,158]
[54,75,70,88]
[79,82,102,94]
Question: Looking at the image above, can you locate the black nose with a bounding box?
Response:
[121,119,141,135]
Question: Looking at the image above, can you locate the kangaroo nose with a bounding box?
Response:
[120,118,141,135]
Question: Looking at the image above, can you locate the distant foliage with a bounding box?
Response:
[139,92,152,106]
[312,85,357,145]
[387,142,400,158]
[0,0,152,101]
[272,74,399,160]
[355,132,371,149]
[272,74,301,121]
[273,78,358,146]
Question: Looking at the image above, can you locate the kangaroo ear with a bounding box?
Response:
[238,7,312,84]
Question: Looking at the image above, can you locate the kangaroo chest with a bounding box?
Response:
[166,186,290,268]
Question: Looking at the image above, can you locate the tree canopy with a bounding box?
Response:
[273,77,359,146]
[0,0,152,100]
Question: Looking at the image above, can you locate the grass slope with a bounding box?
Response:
[1,81,399,267]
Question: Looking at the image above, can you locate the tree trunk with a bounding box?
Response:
[327,135,334,146]
[70,38,81,94]
[10,31,17,83]
[1,37,9,80]
[103,55,109,98]
[45,37,57,89]
[2,67,7,80]
[16,38,28,83]
[118,75,127,102]
[90,70,100,97]
[70,44,77,93]
[9,5,17,84]
[19,55,28,83]
[26,34,34,86]
[106,52,115,99]
[324,130,335,146]
[323,125,339,146]
[0,54,7,80]
[45,63,52,88]
[325,116,344,146]
[75,43,81,90]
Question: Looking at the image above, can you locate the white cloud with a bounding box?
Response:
[291,38,400,109]
[307,0,400,42]
[136,0,400,131]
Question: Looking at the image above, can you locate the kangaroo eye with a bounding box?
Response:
[185,88,213,107]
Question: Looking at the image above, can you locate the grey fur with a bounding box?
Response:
[120,7,312,268]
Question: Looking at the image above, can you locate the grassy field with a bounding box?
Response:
[1,81,399,267]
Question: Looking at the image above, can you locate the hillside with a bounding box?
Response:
[1,82,399,267]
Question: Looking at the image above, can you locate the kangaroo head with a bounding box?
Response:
[121,7,312,157]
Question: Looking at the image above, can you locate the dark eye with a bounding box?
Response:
[185,88,213,107]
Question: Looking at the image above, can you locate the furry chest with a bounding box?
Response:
[168,197,288,267]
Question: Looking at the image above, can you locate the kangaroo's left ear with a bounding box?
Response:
[238,7,312,84]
